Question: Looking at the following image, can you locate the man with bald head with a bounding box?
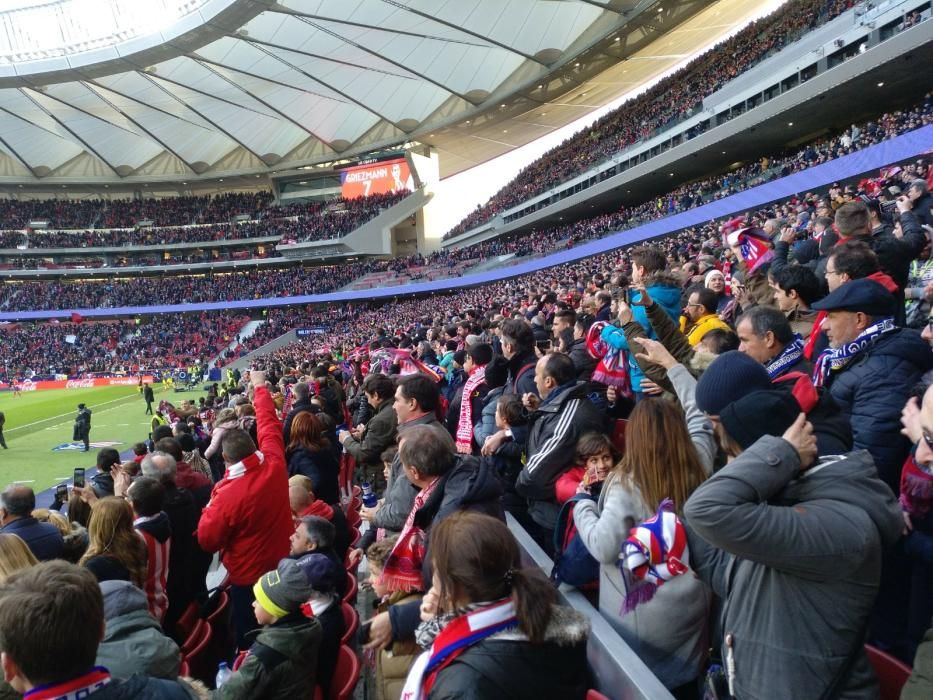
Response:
[0,484,63,560]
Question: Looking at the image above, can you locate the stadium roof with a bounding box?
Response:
[0,0,752,186]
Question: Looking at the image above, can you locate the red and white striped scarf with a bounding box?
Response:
[455,366,486,454]
[401,599,519,700]
[135,517,170,624]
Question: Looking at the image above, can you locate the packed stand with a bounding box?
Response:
[443,0,898,238]
[100,191,272,228]
[272,189,412,243]
[235,160,933,698]
[2,93,928,312]
[0,190,412,256]
[0,312,249,376]
[2,163,933,699]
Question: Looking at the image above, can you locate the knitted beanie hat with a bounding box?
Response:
[719,391,800,449]
[253,558,313,619]
[695,351,771,415]
[295,552,341,595]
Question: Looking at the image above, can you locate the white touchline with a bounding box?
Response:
[5,393,145,434]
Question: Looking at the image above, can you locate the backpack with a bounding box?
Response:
[550,493,600,588]
[511,361,536,394]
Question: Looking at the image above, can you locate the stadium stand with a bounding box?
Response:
[441,0,906,240]
[2,1,933,699]
[0,94,927,307]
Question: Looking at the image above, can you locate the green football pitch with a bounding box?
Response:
[0,384,194,492]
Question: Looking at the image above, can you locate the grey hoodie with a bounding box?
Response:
[685,437,903,700]
[96,580,180,680]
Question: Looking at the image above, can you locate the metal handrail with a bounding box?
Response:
[506,513,675,700]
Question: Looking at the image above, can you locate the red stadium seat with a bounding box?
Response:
[330,645,362,700]
[173,601,200,646]
[610,419,628,455]
[344,550,360,576]
[180,618,209,656]
[586,691,611,700]
[178,659,190,677]
[339,602,359,646]
[343,572,358,605]
[349,528,361,549]
[865,644,912,700]
[182,622,214,686]
[206,590,234,673]
[346,508,362,530]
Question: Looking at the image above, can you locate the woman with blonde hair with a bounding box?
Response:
[33,507,89,564]
[573,337,715,698]
[78,497,147,586]
[0,533,38,582]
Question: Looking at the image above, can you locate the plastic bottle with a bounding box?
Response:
[361,481,378,508]
[215,662,232,689]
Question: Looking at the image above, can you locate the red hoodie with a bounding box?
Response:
[197,386,293,586]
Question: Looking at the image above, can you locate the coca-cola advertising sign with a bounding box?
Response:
[4,375,155,392]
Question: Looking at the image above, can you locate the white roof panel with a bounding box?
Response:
[0,0,719,181]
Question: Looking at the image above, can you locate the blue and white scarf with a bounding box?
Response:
[813,317,896,387]
[765,334,805,379]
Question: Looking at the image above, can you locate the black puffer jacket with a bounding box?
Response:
[428,605,590,700]
[823,328,933,489]
[567,337,596,381]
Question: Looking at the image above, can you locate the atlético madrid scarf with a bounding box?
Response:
[455,365,486,454]
[618,499,689,614]
[400,599,519,700]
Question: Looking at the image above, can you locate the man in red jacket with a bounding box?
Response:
[197,369,293,650]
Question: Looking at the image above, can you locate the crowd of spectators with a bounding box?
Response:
[443,0,885,238]
[0,189,412,254]
[0,192,272,231]
[0,312,249,376]
[230,154,933,698]
[0,157,932,700]
[0,93,927,311]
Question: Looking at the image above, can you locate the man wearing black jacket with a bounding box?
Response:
[837,200,927,324]
[499,318,538,396]
[515,353,604,550]
[363,425,503,655]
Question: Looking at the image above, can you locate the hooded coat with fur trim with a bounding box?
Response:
[96,580,180,681]
[426,605,590,700]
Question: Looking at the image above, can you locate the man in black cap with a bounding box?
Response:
[73,403,92,452]
[811,277,933,489]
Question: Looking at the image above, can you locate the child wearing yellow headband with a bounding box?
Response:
[216,558,323,699]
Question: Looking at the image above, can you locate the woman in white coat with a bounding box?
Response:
[573,337,715,696]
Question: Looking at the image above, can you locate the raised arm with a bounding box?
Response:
[250,371,286,469]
